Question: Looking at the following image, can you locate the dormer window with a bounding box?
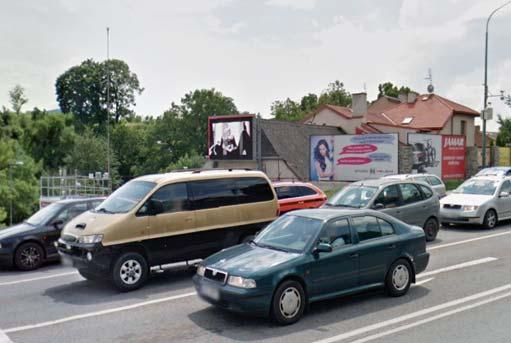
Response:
[402,117,414,124]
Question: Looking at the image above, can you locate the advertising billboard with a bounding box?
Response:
[407,133,466,179]
[207,115,254,160]
[310,134,398,181]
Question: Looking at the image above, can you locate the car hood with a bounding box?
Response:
[440,193,493,206]
[205,243,300,276]
[0,223,38,240]
[62,211,126,237]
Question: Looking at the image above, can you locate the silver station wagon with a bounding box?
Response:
[325,178,440,241]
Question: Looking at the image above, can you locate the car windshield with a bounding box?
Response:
[26,202,65,226]
[476,168,508,176]
[453,179,498,196]
[327,185,377,208]
[95,181,155,214]
[254,215,323,253]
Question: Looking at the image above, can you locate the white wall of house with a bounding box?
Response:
[304,108,362,134]
[367,124,418,143]
[440,114,476,146]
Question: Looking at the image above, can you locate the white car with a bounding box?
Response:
[439,176,511,229]
[383,174,446,198]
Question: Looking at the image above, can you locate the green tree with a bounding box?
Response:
[378,82,413,98]
[496,115,511,147]
[9,85,28,114]
[111,121,149,178]
[55,59,143,130]
[164,152,205,172]
[317,80,352,107]
[271,98,303,121]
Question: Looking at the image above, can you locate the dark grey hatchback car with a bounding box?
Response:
[325,179,440,241]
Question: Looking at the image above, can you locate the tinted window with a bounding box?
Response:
[419,185,433,198]
[378,218,395,236]
[427,176,442,186]
[299,186,317,196]
[275,186,301,200]
[237,177,274,203]
[26,202,65,226]
[500,180,511,194]
[190,179,238,210]
[319,219,352,248]
[56,203,88,223]
[399,183,423,204]
[150,183,190,213]
[374,185,401,208]
[352,216,382,241]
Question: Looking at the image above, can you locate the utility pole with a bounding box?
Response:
[106,27,111,190]
[483,1,511,167]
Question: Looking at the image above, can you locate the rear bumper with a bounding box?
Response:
[414,252,430,275]
[56,239,113,275]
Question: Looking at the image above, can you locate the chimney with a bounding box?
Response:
[352,92,367,116]
[407,92,418,103]
[398,92,407,103]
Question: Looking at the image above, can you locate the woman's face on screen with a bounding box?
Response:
[319,144,328,157]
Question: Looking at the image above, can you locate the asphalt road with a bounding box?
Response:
[1,223,511,343]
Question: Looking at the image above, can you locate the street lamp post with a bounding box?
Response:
[9,160,24,226]
[482,1,511,168]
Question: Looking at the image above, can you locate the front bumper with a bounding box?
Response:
[193,275,272,316]
[439,209,483,225]
[56,239,113,275]
[0,249,14,268]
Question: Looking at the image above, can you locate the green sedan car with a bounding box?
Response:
[193,208,429,325]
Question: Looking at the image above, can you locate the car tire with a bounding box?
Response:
[483,209,498,229]
[385,259,413,297]
[14,242,44,271]
[271,280,306,325]
[111,252,149,292]
[423,217,439,242]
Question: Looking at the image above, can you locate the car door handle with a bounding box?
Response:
[185,217,193,222]
[349,253,359,258]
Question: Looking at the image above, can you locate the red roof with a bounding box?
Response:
[302,104,362,123]
[367,94,479,130]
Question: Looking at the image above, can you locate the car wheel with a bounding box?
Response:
[423,217,439,242]
[483,209,497,229]
[14,242,44,271]
[112,252,149,292]
[271,280,306,325]
[386,259,413,297]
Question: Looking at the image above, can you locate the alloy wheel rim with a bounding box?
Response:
[279,287,301,319]
[120,259,142,285]
[392,264,409,291]
[426,220,437,237]
[20,246,41,268]
[487,212,496,227]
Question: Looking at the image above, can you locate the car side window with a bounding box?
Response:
[415,176,429,184]
[299,186,317,196]
[275,186,300,200]
[378,218,395,236]
[56,203,88,223]
[427,176,442,186]
[150,183,190,213]
[374,185,401,208]
[319,219,352,249]
[237,177,274,203]
[500,180,511,194]
[419,185,433,199]
[399,183,423,205]
[190,179,238,209]
[352,216,382,242]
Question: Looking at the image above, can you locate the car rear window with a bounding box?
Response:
[237,177,274,204]
[427,176,442,186]
[275,186,301,199]
[298,186,317,196]
[352,216,382,241]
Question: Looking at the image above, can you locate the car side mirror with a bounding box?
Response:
[313,242,333,255]
[52,219,64,230]
[500,192,509,198]
[372,203,385,210]
[149,199,164,215]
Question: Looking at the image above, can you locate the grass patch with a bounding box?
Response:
[444,179,463,191]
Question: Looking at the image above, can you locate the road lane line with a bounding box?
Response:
[417,257,498,279]
[311,283,511,343]
[0,272,79,286]
[347,290,511,343]
[0,328,12,343]
[428,231,511,251]
[4,291,196,334]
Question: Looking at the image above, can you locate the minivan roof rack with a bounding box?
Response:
[190,168,253,174]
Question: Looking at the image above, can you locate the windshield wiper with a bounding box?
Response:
[257,242,290,253]
[96,207,114,214]
[326,203,358,208]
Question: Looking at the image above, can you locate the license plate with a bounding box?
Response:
[201,284,220,301]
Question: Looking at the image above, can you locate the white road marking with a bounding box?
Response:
[428,231,511,251]
[414,277,434,286]
[347,290,511,343]
[312,283,511,343]
[0,272,78,286]
[0,328,12,343]
[417,257,498,279]
[4,291,196,334]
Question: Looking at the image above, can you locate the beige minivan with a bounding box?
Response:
[56,169,278,291]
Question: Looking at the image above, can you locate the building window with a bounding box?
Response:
[460,120,466,135]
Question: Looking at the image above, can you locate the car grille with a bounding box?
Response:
[61,234,77,243]
[204,268,227,284]
[443,204,462,209]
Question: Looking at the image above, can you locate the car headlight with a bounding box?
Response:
[462,205,479,212]
[78,234,103,244]
[196,265,205,277]
[227,276,257,289]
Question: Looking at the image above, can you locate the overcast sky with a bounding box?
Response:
[1,0,510,131]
